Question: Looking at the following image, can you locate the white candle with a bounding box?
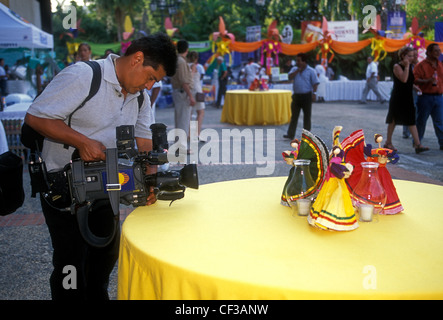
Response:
[360,204,374,222]
[297,199,311,216]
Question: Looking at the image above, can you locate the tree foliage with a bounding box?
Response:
[52,1,116,61]
[406,0,443,39]
[54,0,441,78]
[79,0,441,43]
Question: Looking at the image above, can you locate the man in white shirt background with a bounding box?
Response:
[244,58,261,88]
[360,56,386,104]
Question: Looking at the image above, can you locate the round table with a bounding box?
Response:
[220,89,292,126]
[117,177,443,300]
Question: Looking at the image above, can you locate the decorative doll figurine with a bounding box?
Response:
[259,77,269,91]
[249,78,260,91]
[342,130,403,215]
[282,139,300,165]
[281,139,300,206]
[281,129,329,207]
[365,134,403,214]
[308,126,359,231]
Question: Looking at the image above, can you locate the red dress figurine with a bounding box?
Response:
[342,130,404,215]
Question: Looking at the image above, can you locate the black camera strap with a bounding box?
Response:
[75,204,118,248]
[70,158,86,203]
[105,148,121,217]
[72,148,121,248]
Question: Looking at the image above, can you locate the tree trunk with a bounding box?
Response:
[115,7,124,42]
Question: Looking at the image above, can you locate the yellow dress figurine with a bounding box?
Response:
[308,126,359,231]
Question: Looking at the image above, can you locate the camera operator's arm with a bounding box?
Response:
[135,136,157,205]
[25,113,106,162]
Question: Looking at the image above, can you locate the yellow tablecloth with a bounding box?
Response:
[117,177,443,300]
[220,89,292,125]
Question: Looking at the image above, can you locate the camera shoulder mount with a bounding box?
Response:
[70,148,120,248]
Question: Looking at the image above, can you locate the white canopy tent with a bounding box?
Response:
[0,2,53,50]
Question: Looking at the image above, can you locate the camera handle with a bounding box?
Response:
[105,148,121,217]
[71,148,121,248]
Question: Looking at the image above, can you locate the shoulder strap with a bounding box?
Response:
[67,61,102,128]
[137,90,144,110]
[64,61,102,149]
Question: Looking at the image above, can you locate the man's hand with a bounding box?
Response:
[189,95,196,106]
[135,137,158,206]
[77,139,106,162]
[146,186,157,205]
[288,69,299,80]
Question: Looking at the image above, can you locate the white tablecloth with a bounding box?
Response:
[324,80,392,101]
[272,80,393,102]
[0,102,30,120]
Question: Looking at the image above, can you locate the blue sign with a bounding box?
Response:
[387,11,406,40]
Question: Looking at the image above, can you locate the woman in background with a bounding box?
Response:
[188,51,206,141]
[385,46,428,154]
[76,43,92,62]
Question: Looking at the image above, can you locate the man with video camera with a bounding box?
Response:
[24,33,177,300]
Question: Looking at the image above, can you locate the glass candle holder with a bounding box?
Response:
[285,159,315,216]
[351,162,387,219]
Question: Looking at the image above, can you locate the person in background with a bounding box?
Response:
[281,59,294,74]
[76,43,92,62]
[314,62,328,102]
[170,39,195,154]
[244,57,261,88]
[147,80,162,119]
[206,56,228,108]
[103,48,115,59]
[326,64,335,80]
[284,53,319,140]
[402,48,419,139]
[215,56,228,108]
[188,51,206,142]
[413,43,443,151]
[195,58,205,86]
[360,56,386,104]
[385,46,428,154]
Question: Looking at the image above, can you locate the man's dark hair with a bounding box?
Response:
[296,53,308,62]
[125,33,177,77]
[426,43,439,57]
[176,40,189,54]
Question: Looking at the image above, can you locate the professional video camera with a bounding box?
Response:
[67,123,198,208]
[29,123,198,248]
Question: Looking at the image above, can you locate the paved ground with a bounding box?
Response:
[1,98,442,300]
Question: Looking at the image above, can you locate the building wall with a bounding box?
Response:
[0,0,52,33]
[1,0,42,29]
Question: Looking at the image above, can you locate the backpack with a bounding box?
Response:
[0,151,25,215]
[21,60,145,152]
